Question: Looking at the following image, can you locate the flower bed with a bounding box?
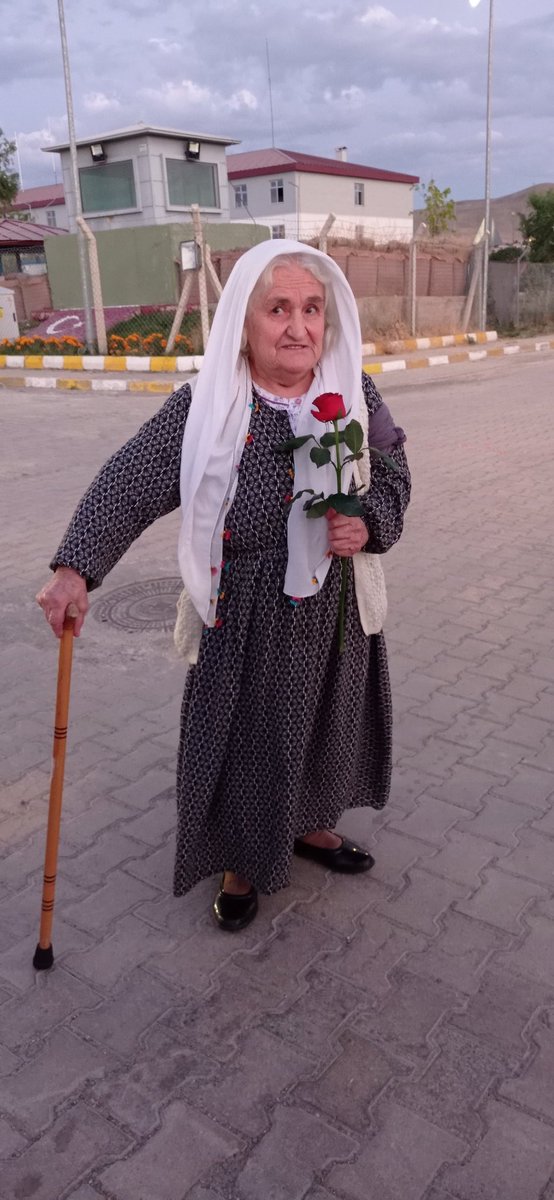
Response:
[0,336,85,355]
[107,332,194,356]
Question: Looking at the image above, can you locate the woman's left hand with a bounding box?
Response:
[326,509,369,556]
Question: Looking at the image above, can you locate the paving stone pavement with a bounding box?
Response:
[1,354,553,1199]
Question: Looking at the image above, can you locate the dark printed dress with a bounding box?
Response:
[52,372,410,896]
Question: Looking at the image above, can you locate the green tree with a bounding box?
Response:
[419,178,456,237]
[519,190,554,262]
[0,129,19,215]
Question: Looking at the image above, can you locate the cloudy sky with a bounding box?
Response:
[4,0,553,201]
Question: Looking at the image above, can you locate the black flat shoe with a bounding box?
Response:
[213,880,258,931]
[293,835,375,874]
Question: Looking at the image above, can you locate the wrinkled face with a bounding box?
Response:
[244,265,326,392]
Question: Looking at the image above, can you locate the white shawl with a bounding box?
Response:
[178,239,363,625]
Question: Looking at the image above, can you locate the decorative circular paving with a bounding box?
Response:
[91,577,182,633]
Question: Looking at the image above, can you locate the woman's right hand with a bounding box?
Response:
[36,566,89,639]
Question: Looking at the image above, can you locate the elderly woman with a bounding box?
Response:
[37,240,410,932]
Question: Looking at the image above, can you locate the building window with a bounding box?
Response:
[234,184,248,208]
[271,225,286,239]
[270,178,284,203]
[354,182,365,206]
[46,209,57,227]
[79,160,137,214]
[166,159,219,208]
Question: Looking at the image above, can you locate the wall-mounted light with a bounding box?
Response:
[89,143,107,163]
[184,140,200,161]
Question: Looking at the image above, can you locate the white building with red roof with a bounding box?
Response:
[11,184,68,231]
[227,147,419,243]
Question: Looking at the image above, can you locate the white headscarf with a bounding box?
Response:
[178,239,362,624]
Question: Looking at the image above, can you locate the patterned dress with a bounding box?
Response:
[52,372,410,896]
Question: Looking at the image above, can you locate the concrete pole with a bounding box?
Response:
[166,272,194,355]
[76,218,107,354]
[57,0,95,352]
[480,0,495,330]
[318,214,336,255]
[409,238,417,336]
[191,205,210,352]
[204,244,223,299]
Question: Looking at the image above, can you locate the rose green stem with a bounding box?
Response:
[333,419,342,493]
[332,419,347,652]
[338,557,348,653]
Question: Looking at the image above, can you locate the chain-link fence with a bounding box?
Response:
[489,260,554,330]
[1,215,480,354]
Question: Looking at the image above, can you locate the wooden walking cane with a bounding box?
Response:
[33,604,78,970]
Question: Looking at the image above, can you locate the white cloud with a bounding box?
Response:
[141,78,258,116]
[83,92,122,113]
[142,79,215,110]
[227,89,258,111]
[305,6,340,21]
[358,6,399,28]
[148,37,182,53]
[340,85,365,106]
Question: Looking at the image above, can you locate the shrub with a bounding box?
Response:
[489,246,523,262]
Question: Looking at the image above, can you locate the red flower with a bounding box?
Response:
[311,392,346,422]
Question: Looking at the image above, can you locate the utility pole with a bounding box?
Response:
[57,0,95,351]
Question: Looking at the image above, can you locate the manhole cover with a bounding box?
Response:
[91,577,182,632]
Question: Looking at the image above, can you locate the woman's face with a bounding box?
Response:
[244,264,326,394]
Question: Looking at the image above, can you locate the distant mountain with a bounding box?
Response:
[415,183,554,244]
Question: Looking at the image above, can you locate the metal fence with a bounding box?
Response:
[489,260,554,329]
[2,212,480,352]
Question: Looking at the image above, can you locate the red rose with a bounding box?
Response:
[311,392,347,422]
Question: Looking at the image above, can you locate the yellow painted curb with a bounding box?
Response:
[128,380,177,393]
[0,375,25,388]
[2,336,552,396]
[0,330,502,373]
[149,356,177,372]
[59,355,84,369]
[104,357,127,371]
[56,378,92,391]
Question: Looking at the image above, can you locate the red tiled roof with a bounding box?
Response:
[0,218,68,246]
[13,184,65,210]
[227,148,418,186]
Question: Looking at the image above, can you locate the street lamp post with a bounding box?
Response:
[469,0,494,330]
[57,0,95,351]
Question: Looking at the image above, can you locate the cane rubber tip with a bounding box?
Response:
[33,944,54,971]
